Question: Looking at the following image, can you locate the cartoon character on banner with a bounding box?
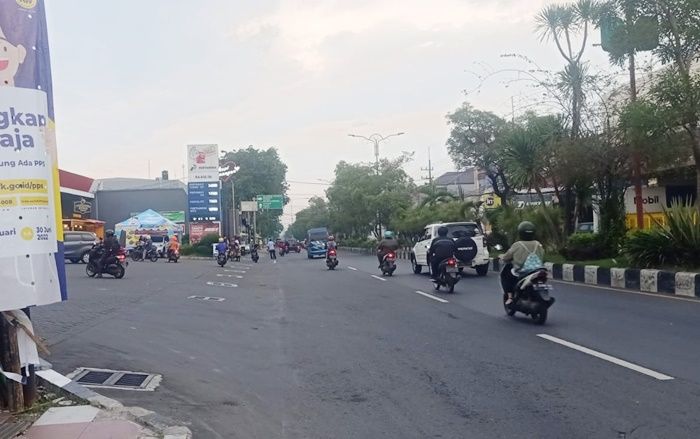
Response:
[0,24,27,87]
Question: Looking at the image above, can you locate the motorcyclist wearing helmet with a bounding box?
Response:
[377,231,400,267]
[326,235,337,251]
[501,221,545,305]
[428,226,457,280]
[97,229,120,277]
[216,237,228,256]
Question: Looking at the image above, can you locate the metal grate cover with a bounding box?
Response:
[77,371,114,385]
[68,368,161,391]
[114,373,149,387]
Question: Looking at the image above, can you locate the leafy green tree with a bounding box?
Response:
[326,157,414,238]
[287,197,330,240]
[647,0,700,203]
[446,103,512,203]
[220,147,288,238]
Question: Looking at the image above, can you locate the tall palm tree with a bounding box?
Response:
[536,0,599,139]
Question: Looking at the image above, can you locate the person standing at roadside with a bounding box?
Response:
[267,238,277,262]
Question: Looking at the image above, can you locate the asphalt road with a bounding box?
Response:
[33,251,700,438]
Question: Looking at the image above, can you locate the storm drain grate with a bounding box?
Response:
[114,373,149,387]
[77,371,114,385]
[69,368,161,391]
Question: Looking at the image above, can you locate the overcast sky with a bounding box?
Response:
[45,0,614,224]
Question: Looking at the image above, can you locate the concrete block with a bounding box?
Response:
[573,265,585,282]
[597,267,611,286]
[611,268,626,288]
[544,262,554,274]
[675,272,698,297]
[552,264,563,280]
[584,266,598,285]
[562,264,574,282]
[625,269,641,290]
[657,271,676,294]
[640,269,659,293]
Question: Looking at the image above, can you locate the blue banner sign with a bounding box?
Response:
[188,182,220,222]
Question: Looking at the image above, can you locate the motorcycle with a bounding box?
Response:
[86,246,127,279]
[130,244,144,261]
[217,251,228,267]
[433,256,460,293]
[167,248,180,263]
[131,245,158,262]
[251,248,259,263]
[502,266,555,325]
[229,246,241,262]
[380,251,397,276]
[326,249,339,270]
[278,245,287,257]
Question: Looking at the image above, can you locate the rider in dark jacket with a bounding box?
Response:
[97,230,120,277]
[428,226,457,280]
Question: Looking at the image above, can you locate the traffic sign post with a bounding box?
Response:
[256,195,284,210]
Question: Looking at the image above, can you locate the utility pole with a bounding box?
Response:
[421,147,434,185]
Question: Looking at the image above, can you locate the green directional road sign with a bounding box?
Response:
[256,194,284,210]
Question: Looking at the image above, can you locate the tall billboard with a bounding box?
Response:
[187,144,219,182]
[0,0,67,309]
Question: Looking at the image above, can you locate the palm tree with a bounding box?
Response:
[418,185,458,207]
[535,0,599,139]
[502,128,549,206]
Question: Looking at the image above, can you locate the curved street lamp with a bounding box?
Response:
[348,132,405,171]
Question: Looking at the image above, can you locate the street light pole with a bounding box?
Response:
[348,132,405,174]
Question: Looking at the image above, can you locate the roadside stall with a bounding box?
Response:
[114,209,183,250]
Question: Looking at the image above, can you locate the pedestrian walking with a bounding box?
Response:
[267,238,277,262]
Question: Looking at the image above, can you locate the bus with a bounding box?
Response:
[306,227,329,259]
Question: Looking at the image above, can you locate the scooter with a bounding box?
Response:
[502,266,555,325]
[326,249,339,270]
[86,247,127,279]
[167,248,180,263]
[380,251,397,276]
[433,256,460,293]
[217,251,228,267]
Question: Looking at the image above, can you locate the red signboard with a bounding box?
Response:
[190,222,220,244]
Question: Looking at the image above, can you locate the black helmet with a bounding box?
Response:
[105,229,115,237]
[437,226,449,237]
[517,221,535,241]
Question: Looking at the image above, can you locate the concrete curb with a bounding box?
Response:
[346,247,700,298]
[35,364,192,438]
[491,259,700,298]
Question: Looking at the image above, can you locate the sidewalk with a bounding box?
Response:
[20,405,155,439]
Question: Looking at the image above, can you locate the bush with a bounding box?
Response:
[341,237,376,249]
[560,233,611,260]
[624,203,700,269]
[486,205,564,250]
[180,244,213,257]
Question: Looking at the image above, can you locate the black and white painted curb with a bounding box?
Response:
[491,259,700,298]
[35,361,192,438]
[345,247,699,298]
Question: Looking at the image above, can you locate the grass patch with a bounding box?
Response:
[543,253,629,269]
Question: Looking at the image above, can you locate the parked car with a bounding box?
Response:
[411,222,491,277]
[576,222,595,233]
[64,231,99,264]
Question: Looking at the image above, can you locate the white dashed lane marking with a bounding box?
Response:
[537,334,674,381]
[347,266,358,271]
[414,290,448,303]
[370,275,386,282]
